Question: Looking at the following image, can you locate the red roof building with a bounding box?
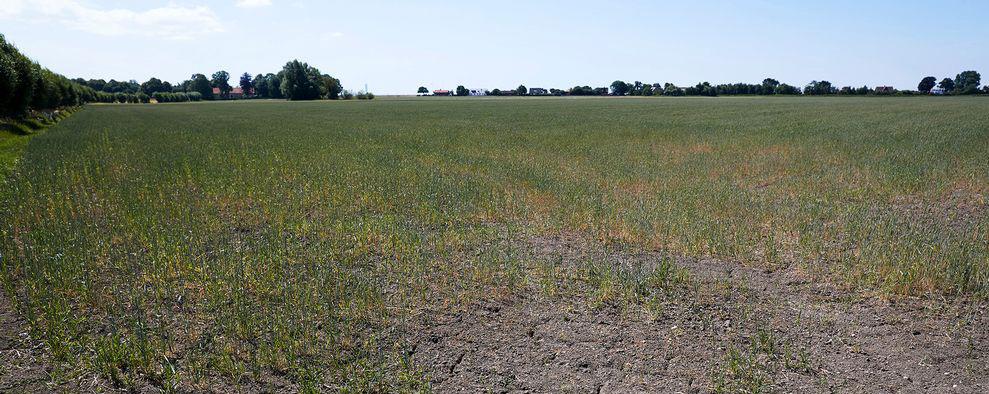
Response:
[211,87,246,99]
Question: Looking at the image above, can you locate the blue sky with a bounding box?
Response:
[1,0,987,94]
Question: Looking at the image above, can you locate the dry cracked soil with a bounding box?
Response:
[408,233,989,393]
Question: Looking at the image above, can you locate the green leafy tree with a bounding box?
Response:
[0,39,18,114]
[641,84,654,96]
[804,80,835,95]
[279,60,322,100]
[252,73,269,98]
[417,86,428,94]
[953,70,981,94]
[776,83,800,95]
[3,39,37,114]
[211,71,231,99]
[938,78,955,92]
[761,78,780,94]
[239,73,253,97]
[86,79,107,92]
[517,84,527,95]
[456,85,469,96]
[631,81,644,95]
[140,77,166,95]
[917,76,936,93]
[610,80,629,96]
[189,73,213,99]
[266,73,283,99]
[321,75,342,99]
[662,83,683,96]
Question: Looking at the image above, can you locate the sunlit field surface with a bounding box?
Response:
[2,97,987,391]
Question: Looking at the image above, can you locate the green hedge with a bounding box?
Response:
[1,34,98,117]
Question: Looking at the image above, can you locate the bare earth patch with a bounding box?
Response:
[409,233,989,393]
[1,292,51,393]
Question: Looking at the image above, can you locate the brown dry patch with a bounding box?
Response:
[408,232,989,393]
[731,144,797,193]
[615,179,653,198]
[513,186,559,223]
[0,292,48,392]
[891,187,987,233]
[689,143,715,154]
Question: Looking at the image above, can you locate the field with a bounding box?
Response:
[1,97,988,392]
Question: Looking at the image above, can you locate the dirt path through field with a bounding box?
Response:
[410,233,989,393]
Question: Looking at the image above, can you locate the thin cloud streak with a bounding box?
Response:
[0,0,224,40]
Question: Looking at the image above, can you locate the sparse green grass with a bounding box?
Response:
[0,125,33,180]
[1,97,987,390]
[711,328,816,393]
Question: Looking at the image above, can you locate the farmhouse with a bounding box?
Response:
[211,87,245,99]
[433,89,452,96]
[469,89,487,96]
[930,87,947,95]
[874,86,894,94]
[529,88,548,95]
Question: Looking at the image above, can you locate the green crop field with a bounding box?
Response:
[2,97,988,392]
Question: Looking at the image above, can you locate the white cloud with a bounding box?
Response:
[0,0,223,40]
[0,0,25,17]
[235,0,272,8]
[318,31,344,41]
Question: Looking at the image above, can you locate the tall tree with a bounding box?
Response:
[761,78,780,94]
[279,60,322,100]
[417,86,428,94]
[239,73,253,97]
[266,73,283,99]
[804,80,835,95]
[189,73,213,100]
[140,77,167,95]
[0,38,19,114]
[456,85,469,96]
[631,81,644,95]
[321,74,342,99]
[252,73,269,98]
[917,76,937,93]
[938,78,955,91]
[953,70,981,94]
[517,84,527,95]
[662,83,683,96]
[211,71,231,98]
[610,80,629,96]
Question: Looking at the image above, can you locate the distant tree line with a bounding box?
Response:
[420,71,987,98]
[68,59,355,103]
[2,33,97,117]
